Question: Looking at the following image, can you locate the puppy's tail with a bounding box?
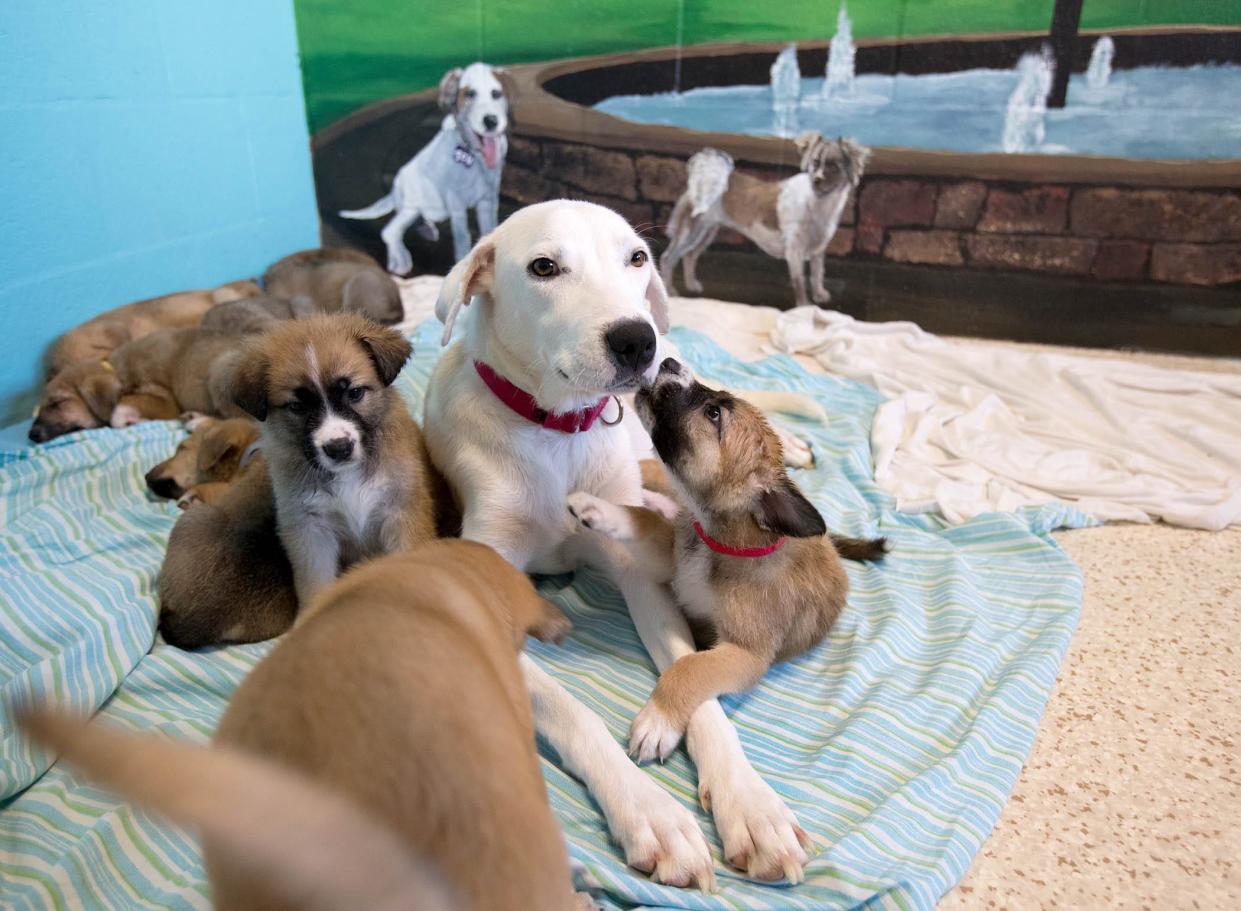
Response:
[830,534,888,562]
[685,148,734,217]
[340,193,396,220]
[19,708,458,911]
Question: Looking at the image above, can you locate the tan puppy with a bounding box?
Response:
[144,416,261,505]
[569,357,885,771]
[263,248,404,326]
[157,453,298,649]
[229,314,438,608]
[30,328,248,442]
[49,279,259,376]
[25,541,590,911]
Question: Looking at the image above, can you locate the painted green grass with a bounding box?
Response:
[293,0,1239,132]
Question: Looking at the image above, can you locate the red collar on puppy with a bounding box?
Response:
[692,520,787,558]
[474,361,614,434]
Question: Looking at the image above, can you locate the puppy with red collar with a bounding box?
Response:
[568,357,886,773]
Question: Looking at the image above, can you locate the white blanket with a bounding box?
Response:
[771,307,1241,530]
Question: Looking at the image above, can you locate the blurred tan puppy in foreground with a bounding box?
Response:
[24,540,595,911]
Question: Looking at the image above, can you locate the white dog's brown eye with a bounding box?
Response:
[528,257,559,278]
[463,88,476,99]
[704,403,721,423]
[630,250,648,267]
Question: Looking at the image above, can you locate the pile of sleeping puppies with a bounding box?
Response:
[22,200,885,910]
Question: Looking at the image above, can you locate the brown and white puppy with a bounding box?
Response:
[200,293,320,335]
[48,279,259,376]
[144,416,261,506]
[229,313,438,609]
[568,358,885,771]
[263,248,404,326]
[29,328,247,443]
[660,133,870,307]
[157,452,298,649]
[26,540,591,911]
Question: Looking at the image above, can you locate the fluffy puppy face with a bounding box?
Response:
[635,358,826,538]
[438,62,509,169]
[29,362,122,443]
[794,132,872,196]
[230,314,411,475]
[145,417,260,500]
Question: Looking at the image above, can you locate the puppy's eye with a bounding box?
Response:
[285,401,306,415]
[491,89,502,99]
[704,403,721,423]
[463,88,477,99]
[346,386,366,404]
[630,249,648,267]
[528,257,559,278]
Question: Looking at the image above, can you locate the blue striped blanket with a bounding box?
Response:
[0,321,1087,910]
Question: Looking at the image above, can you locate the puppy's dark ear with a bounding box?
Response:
[356,324,412,387]
[229,353,270,421]
[79,368,122,424]
[754,479,827,538]
[437,67,463,112]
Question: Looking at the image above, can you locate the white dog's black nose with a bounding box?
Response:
[482,114,499,131]
[605,320,657,372]
[321,437,355,462]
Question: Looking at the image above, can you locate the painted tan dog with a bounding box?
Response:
[569,358,886,779]
[25,541,591,911]
[144,416,261,506]
[47,279,259,377]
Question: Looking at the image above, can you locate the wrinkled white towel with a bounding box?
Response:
[771,307,1241,530]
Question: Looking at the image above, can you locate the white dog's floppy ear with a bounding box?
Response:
[437,68,463,112]
[794,131,819,154]
[645,263,670,334]
[435,240,495,346]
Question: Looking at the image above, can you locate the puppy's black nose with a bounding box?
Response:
[145,470,181,500]
[28,422,48,443]
[321,437,355,462]
[659,357,683,375]
[605,320,657,373]
[482,114,498,131]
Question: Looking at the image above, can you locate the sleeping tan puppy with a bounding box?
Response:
[24,540,592,911]
[48,279,259,376]
[144,416,261,506]
[263,248,404,326]
[568,357,886,775]
[30,328,248,442]
[229,314,439,609]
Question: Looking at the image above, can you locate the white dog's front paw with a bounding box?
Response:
[774,425,814,469]
[700,764,813,884]
[566,491,630,540]
[604,770,716,892]
[110,404,143,429]
[629,700,684,763]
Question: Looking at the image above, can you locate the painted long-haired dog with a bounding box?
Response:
[340,62,509,273]
[660,132,870,307]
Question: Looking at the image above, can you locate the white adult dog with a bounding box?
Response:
[424,200,812,890]
[340,62,509,274]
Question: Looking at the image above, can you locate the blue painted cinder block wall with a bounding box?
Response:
[0,0,320,426]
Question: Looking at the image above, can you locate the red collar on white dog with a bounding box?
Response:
[692,520,787,558]
[474,361,616,434]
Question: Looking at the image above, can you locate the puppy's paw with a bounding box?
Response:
[604,770,716,893]
[528,597,573,645]
[701,763,813,884]
[566,492,630,540]
[629,700,684,763]
[811,287,832,304]
[110,404,143,429]
[641,489,681,522]
[685,278,704,294]
[176,490,203,510]
[774,425,814,469]
[179,411,210,430]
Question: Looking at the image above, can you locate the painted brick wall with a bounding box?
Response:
[0,0,320,425]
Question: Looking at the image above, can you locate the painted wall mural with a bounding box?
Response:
[295,0,1241,353]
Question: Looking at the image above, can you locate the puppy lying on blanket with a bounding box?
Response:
[30,328,247,442]
[229,313,443,609]
[26,541,591,911]
[568,358,886,768]
[200,294,320,335]
[263,248,405,326]
[144,416,260,506]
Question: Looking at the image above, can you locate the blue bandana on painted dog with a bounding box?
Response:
[453,145,475,168]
